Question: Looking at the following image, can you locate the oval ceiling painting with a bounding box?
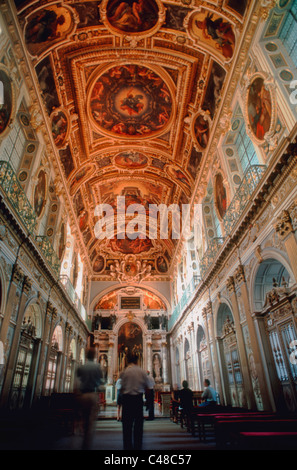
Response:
[89,64,173,138]
[106,0,159,34]
[115,151,148,169]
[247,76,272,142]
[51,109,69,148]
[24,5,74,56]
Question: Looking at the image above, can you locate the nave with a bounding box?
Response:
[0,403,215,452]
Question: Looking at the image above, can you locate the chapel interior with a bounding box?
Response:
[0,0,297,451]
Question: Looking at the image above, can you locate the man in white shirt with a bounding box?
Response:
[200,378,217,407]
[120,353,150,450]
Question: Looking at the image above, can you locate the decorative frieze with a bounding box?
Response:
[275,210,294,240]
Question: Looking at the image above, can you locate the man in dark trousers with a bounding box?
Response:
[75,348,103,450]
[145,370,155,420]
[120,353,150,450]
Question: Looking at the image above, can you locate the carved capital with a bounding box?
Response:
[202,307,207,319]
[227,276,235,294]
[23,276,32,295]
[12,264,24,284]
[235,264,246,284]
[206,301,212,316]
[275,210,294,240]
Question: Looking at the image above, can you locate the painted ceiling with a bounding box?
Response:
[14,0,251,282]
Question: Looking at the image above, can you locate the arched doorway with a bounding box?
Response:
[197,325,208,389]
[254,258,297,412]
[118,322,143,372]
[184,338,193,388]
[217,303,244,407]
[9,302,42,410]
[175,347,181,388]
[65,338,76,392]
[45,325,63,396]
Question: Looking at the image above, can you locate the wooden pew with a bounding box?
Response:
[214,415,297,449]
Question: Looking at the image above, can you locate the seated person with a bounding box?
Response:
[199,378,217,407]
[178,380,193,415]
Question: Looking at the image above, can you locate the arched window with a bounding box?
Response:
[217,303,244,407]
[197,325,209,389]
[254,258,290,311]
[279,0,297,67]
[45,325,63,396]
[254,258,297,411]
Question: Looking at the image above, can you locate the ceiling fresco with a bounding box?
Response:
[14,0,252,282]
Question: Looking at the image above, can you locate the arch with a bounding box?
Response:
[22,301,43,338]
[216,301,235,337]
[0,262,7,318]
[79,347,85,365]
[90,284,171,312]
[51,324,63,351]
[69,338,76,360]
[250,253,293,311]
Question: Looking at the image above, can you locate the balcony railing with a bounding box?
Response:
[168,275,201,330]
[60,275,86,320]
[223,165,267,236]
[35,236,61,278]
[199,237,225,278]
[169,165,268,330]
[0,160,37,233]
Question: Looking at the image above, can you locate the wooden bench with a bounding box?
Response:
[214,416,297,449]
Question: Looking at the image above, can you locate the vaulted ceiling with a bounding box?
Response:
[14,0,251,282]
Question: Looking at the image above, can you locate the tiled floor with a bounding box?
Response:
[52,404,216,451]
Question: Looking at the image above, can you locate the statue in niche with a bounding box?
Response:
[99,354,108,382]
[153,353,162,381]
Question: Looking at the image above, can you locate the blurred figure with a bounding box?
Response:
[75,348,103,450]
[120,353,150,450]
[145,370,155,420]
[170,384,180,423]
[115,375,123,421]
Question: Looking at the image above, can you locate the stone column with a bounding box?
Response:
[107,335,114,385]
[0,264,24,346]
[0,274,32,406]
[235,264,273,411]
[146,335,152,373]
[275,209,297,281]
[41,308,58,395]
[205,301,221,395]
[161,339,168,385]
[226,275,256,409]
[191,321,200,390]
[34,302,53,399]
[188,322,198,390]
[58,322,72,392]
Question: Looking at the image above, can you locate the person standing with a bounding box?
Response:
[115,375,122,421]
[145,370,155,420]
[75,348,103,450]
[120,353,150,450]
